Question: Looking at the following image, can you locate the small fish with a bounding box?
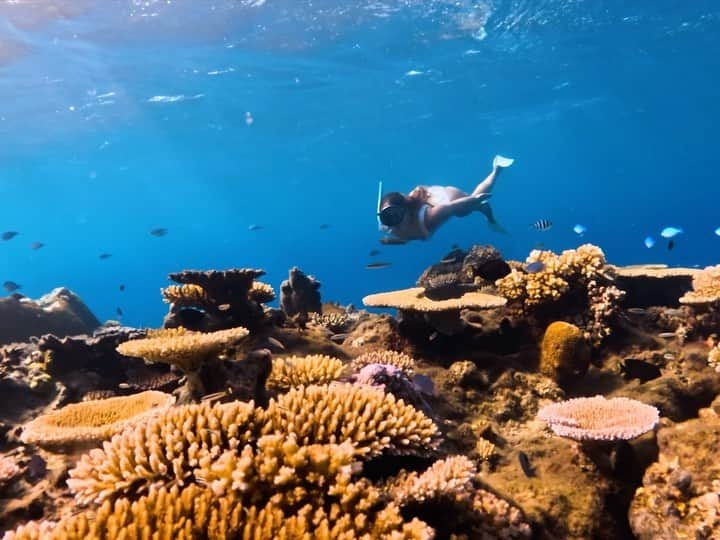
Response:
[518,452,535,478]
[530,219,552,232]
[116,307,123,317]
[658,332,676,339]
[379,237,407,245]
[1,231,18,241]
[533,242,545,250]
[667,239,674,251]
[99,253,112,259]
[218,303,231,311]
[319,224,330,229]
[329,333,348,343]
[429,331,439,342]
[663,352,675,361]
[626,307,647,315]
[366,261,392,270]
[266,336,285,350]
[369,249,381,257]
[573,224,587,235]
[412,374,436,396]
[27,455,47,479]
[119,284,125,291]
[526,261,546,274]
[248,224,263,231]
[3,281,21,292]
[150,227,168,237]
[644,236,656,249]
[715,227,720,237]
[30,241,44,250]
[660,227,683,239]
[620,358,661,383]
[118,382,131,389]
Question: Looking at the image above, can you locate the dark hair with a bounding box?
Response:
[378,192,408,227]
[380,192,407,209]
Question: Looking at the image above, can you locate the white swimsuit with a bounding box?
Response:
[417,186,452,238]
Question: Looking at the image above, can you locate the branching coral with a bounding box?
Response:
[248,281,276,304]
[20,391,175,450]
[389,455,476,505]
[161,284,211,307]
[351,350,417,375]
[309,311,350,333]
[263,383,440,458]
[266,354,344,391]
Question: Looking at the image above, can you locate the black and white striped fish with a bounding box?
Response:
[530,219,553,232]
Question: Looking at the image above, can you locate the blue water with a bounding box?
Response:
[1,0,719,327]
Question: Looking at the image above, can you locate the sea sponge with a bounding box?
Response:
[351,349,417,375]
[539,321,591,385]
[116,326,249,373]
[67,400,260,505]
[161,283,211,307]
[266,354,344,391]
[538,395,660,441]
[248,281,276,304]
[20,391,175,450]
[389,455,476,506]
[363,287,506,311]
[263,383,440,458]
[680,264,720,305]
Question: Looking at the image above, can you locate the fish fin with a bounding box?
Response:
[493,155,514,168]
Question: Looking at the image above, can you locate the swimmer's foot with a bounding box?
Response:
[493,155,514,169]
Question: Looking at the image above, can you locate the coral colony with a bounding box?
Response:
[2,245,720,539]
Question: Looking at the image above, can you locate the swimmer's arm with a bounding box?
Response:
[424,193,491,233]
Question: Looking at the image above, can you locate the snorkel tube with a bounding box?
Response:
[376,180,384,231]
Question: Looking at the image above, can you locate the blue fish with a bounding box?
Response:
[573,224,587,235]
[644,236,655,249]
[714,227,720,237]
[526,261,546,273]
[660,227,683,239]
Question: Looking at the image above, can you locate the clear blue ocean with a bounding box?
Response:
[1,0,719,327]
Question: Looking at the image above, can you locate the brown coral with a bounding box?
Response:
[248,281,276,304]
[680,264,720,305]
[538,395,660,441]
[351,349,417,375]
[263,383,440,458]
[363,287,506,311]
[266,354,344,391]
[20,391,175,450]
[161,283,211,307]
[539,321,591,385]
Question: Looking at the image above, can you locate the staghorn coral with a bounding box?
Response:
[248,281,276,304]
[161,283,211,307]
[389,455,476,506]
[538,395,659,441]
[67,400,261,505]
[351,349,417,375]
[20,391,175,450]
[310,311,350,333]
[539,321,591,385]
[266,354,344,391]
[263,383,440,458]
[680,264,720,306]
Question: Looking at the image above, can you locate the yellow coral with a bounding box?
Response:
[263,383,440,458]
[267,354,345,391]
[248,281,276,304]
[67,400,260,505]
[116,326,249,373]
[389,455,476,505]
[309,311,350,332]
[351,350,417,375]
[363,287,506,311]
[539,321,591,385]
[161,283,210,306]
[20,391,175,450]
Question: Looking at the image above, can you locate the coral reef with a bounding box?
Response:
[0,288,99,346]
[679,264,720,306]
[20,391,174,451]
[539,321,591,385]
[279,266,322,320]
[351,349,417,374]
[266,354,344,391]
[614,264,699,308]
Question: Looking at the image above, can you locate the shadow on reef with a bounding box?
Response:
[2,249,720,539]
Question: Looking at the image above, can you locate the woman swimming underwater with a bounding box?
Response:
[377,155,514,244]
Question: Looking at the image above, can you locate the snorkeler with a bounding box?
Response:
[377,155,514,243]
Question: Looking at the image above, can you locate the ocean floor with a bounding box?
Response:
[1,243,719,539]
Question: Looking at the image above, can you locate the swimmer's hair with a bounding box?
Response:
[380,192,407,209]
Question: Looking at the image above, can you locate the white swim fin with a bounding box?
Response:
[493,155,514,168]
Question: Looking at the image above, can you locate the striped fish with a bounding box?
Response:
[530,219,553,231]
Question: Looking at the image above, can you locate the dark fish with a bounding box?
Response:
[667,239,674,251]
[266,337,285,350]
[329,333,348,343]
[526,261,546,274]
[319,224,330,229]
[530,219,552,232]
[30,241,44,250]
[150,227,168,237]
[3,281,21,292]
[620,358,661,383]
[369,249,381,257]
[99,253,112,259]
[626,307,647,315]
[248,224,263,231]
[518,451,535,477]
[27,455,47,479]
[119,284,125,291]
[657,332,676,339]
[379,237,407,245]
[116,307,123,317]
[412,374,436,396]
[533,242,545,249]
[2,231,18,240]
[366,261,392,270]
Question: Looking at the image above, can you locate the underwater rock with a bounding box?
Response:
[539,321,591,386]
[0,288,99,346]
[462,244,511,282]
[351,363,432,415]
[279,266,322,320]
[629,396,720,539]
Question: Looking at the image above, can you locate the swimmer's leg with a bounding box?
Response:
[479,202,508,234]
[471,155,514,197]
